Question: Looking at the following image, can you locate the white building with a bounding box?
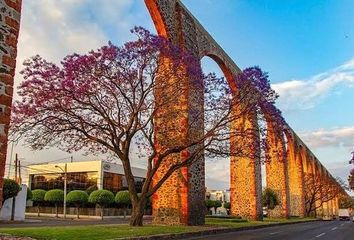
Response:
[205,188,230,215]
[27,160,147,193]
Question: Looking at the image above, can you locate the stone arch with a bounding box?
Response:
[261,114,290,218]
[287,133,305,217]
[145,0,264,223]
[204,54,236,87]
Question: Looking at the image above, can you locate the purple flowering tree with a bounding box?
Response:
[10,27,284,226]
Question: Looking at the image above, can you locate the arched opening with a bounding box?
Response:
[201,56,232,216]
[261,114,290,218]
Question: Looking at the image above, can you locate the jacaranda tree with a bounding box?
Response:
[10,27,285,226]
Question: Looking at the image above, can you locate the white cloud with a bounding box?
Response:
[7,0,153,170]
[272,58,354,111]
[15,0,142,88]
[205,159,230,190]
[299,126,354,149]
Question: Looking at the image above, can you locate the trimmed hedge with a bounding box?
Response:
[115,190,131,207]
[67,190,89,205]
[32,189,46,203]
[44,189,64,203]
[88,190,114,207]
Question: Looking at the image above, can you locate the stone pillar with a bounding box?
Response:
[287,140,305,217]
[230,108,262,220]
[323,200,330,217]
[152,56,205,225]
[266,123,290,218]
[334,197,339,216]
[313,164,323,218]
[0,0,22,207]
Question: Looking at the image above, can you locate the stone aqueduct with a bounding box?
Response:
[0,0,349,225]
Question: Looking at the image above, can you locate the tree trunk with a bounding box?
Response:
[77,206,80,219]
[37,204,40,217]
[101,206,104,220]
[129,198,146,226]
[55,204,58,218]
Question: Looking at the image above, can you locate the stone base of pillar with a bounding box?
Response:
[230,157,263,221]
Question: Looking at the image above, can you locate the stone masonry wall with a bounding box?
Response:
[0,0,22,207]
[230,108,263,220]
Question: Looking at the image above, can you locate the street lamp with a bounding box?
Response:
[55,163,67,219]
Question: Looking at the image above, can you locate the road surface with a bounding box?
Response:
[188,220,354,240]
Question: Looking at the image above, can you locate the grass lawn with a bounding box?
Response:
[0,224,209,240]
[0,217,316,240]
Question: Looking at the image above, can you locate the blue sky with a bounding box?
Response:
[7,0,354,190]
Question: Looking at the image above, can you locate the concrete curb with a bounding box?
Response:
[119,219,320,240]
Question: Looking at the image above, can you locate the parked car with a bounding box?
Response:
[338,209,350,221]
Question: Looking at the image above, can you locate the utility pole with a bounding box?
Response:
[55,163,67,218]
[14,154,18,183]
[18,159,21,184]
[11,154,18,221]
[64,163,67,219]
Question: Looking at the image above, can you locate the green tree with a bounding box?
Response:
[205,199,214,214]
[2,179,20,202]
[213,200,222,214]
[88,190,114,220]
[32,189,46,217]
[262,188,279,210]
[224,202,231,215]
[115,190,131,219]
[205,200,222,215]
[66,190,89,219]
[44,189,64,217]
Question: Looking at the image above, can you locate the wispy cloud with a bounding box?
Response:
[272,58,354,111]
[299,126,354,149]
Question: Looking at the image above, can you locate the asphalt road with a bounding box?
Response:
[188,220,354,240]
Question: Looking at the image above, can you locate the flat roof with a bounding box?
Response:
[26,160,147,178]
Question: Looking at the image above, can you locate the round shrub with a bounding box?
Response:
[88,190,114,207]
[115,190,131,207]
[44,189,64,217]
[31,189,46,217]
[67,190,89,206]
[44,189,64,203]
[89,190,114,220]
[67,190,89,219]
[32,189,46,203]
[3,179,20,202]
[205,199,214,209]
